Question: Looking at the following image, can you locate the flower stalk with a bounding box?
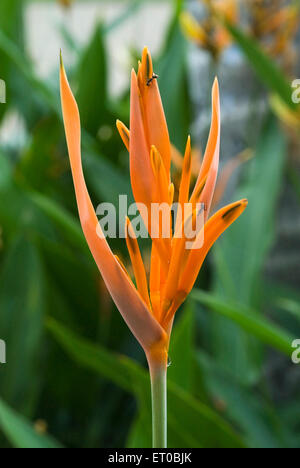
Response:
[149,361,167,448]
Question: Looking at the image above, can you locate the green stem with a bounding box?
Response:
[149,361,167,448]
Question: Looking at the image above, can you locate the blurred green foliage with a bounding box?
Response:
[0,0,299,448]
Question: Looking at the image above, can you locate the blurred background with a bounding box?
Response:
[0,0,300,448]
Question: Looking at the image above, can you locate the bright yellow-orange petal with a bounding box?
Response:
[60,59,166,352]
[179,199,248,296]
[139,47,171,177]
[162,205,204,317]
[191,78,220,218]
[174,136,192,233]
[116,120,130,151]
[150,145,170,205]
[178,136,192,207]
[150,244,161,318]
[125,217,151,310]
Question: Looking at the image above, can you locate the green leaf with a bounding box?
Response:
[0,398,62,448]
[196,352,294,448]
[84,150,133,207]
[0,0,24,121]
[212,115,286,383]
[0,237,45,414]
[28,191,86,251]
[76,23,108,135]
[47,318,245,448]
[104,0,145,34]
[216,115,286,303]
[224,21,298,111]
[0,151,56,241]
[192,290,294,356]
[275,297,300,322]
[0,28,58,120]
[168,301,195,391]
[126,410,152,448]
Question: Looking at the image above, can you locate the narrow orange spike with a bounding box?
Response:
[174,136,192,233]
[191,78,220,219]
[150,244,161,318]
[116,120,130,152]
[211,149,252,209]
[178,136,192,206]
[162,205,204,318]
[125,217,151,311]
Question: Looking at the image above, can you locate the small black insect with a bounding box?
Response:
[147,73,159,86]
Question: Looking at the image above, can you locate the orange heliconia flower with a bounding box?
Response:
[60,48,247,368]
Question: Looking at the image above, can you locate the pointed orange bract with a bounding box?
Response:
[137,48,171,175]
[190,78,220,220]
[60,47,247,365]
[130,70,155,213]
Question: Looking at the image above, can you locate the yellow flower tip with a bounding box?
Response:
[141,46,153,84]
[59,49,64,70]
[131,68,137,80]
[168,183,175,205]
[185,135,191,154]
[212,77,220,96]
[222,198,248,222]
[150,145,162,173]
[183,136,192,172]
[180,11,206,44]
[211,77,220,117]
[116,119,130,151]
